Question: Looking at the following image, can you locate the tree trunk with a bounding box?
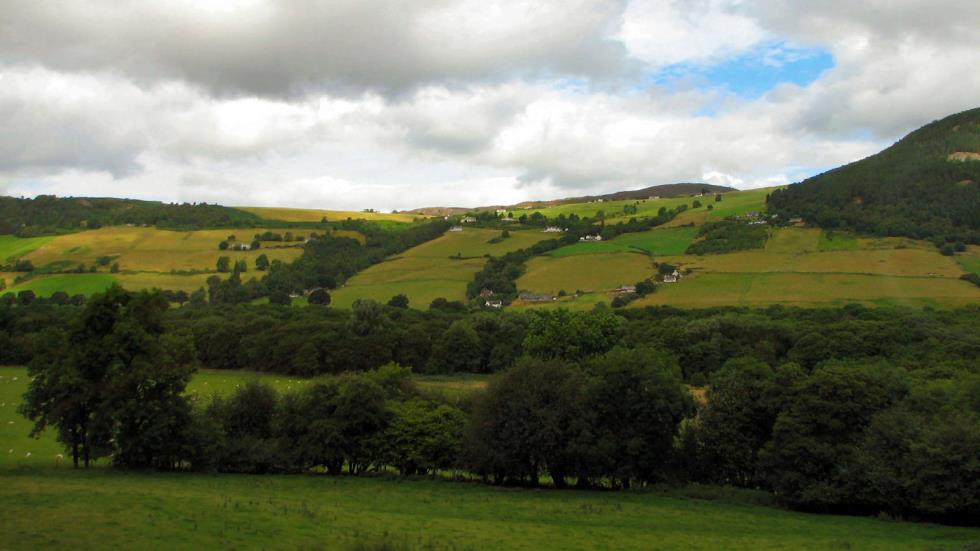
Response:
[81,424,90,468]
[72,439,79,469]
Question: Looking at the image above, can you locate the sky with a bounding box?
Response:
[1,1,979,211]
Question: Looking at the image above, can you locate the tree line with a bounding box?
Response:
[17,286,980,525]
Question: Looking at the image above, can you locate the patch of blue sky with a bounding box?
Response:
[649,41,834,99]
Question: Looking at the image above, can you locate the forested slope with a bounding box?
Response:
[0,195,264,235]
[768,107,980,244]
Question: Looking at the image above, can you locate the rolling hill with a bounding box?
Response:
[406,182,735,215]
[768,107,980,244]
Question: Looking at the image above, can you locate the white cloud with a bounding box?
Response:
[619,0,767,67]
[1,0,979,210]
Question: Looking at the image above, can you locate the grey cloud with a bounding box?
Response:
[0,0,633,99]
[0,76,148,177]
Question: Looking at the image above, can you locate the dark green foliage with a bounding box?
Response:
[467,357,589,487]
[683,358,800,487]
[383,398,466,476]
[583,347,694,487]
[308,288,331,305]
[523,309,623,361]
[19,286,196,469]
[961,272,980,287]
[768,108,980,244]
[760,362,909,512]
[686,221,769,255]
[0,195,263,236]
[387,294,409,309]
[254,254,270,271]
[854,373,980,523]
[14,259,34,272]
[216,256,231,273]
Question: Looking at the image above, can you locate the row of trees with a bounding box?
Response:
[0,195,266,236]
[19,287,979,524]
[4,295,980,381]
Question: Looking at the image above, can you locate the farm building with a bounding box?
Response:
[663,274,677,283]
[461,216,477,223]
[449,226,463,232]
[612,285,637,294]
[580,235,603,242]
[542,226,564,233]
[479,288,495,298]
[519,292,556,302]
[485,300,503,309]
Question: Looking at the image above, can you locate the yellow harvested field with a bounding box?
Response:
[518,252,655,294]
[664,248,965,278]
[238,206,423,223]
[23,227,304,273]
[332,228,551,308]
[632,272,980,308]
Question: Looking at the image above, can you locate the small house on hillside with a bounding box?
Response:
[461,216,477,223]
[479,288,495,298]
[485,300,503,309]
[519,292,556,303]
[449,225,463,232]
[543,226,564,233]
[580,235,603,242]
[612,285,637,294]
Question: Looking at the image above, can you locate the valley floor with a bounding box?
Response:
[2,366,979,550]
[2,467,978,551]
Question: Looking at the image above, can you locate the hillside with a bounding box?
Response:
[0,195,264,236]
[406,182,735,215]
[768,107,980,244]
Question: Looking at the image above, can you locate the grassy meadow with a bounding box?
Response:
[3,367,979,550]
[519,252,655,296]
[0,235,55,262]
[515,225,980,310]
[21,227,306,273]
[331,228,551,308]
[549,226,697,257]
[0,226,329,297]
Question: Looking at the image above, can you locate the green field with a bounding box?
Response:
[3,367,978,550]
[633,272,980,308]
[332,228,551,308]
[3,274,118,297]
[506,187,773,224]
[238,206,423,224]
[0,226,317,297]
[958,246,980,274]
[549,227,697,257]
[515,227,980,309]
[519,252,655,296]
[0,235,55,262]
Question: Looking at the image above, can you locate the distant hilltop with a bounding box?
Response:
[406,182,736,216]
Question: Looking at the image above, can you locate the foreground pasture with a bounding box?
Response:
[4,468,979,551]
[3,367,979,549]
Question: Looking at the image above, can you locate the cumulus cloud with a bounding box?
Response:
[0,0,632,98]
[1,0,979,209]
